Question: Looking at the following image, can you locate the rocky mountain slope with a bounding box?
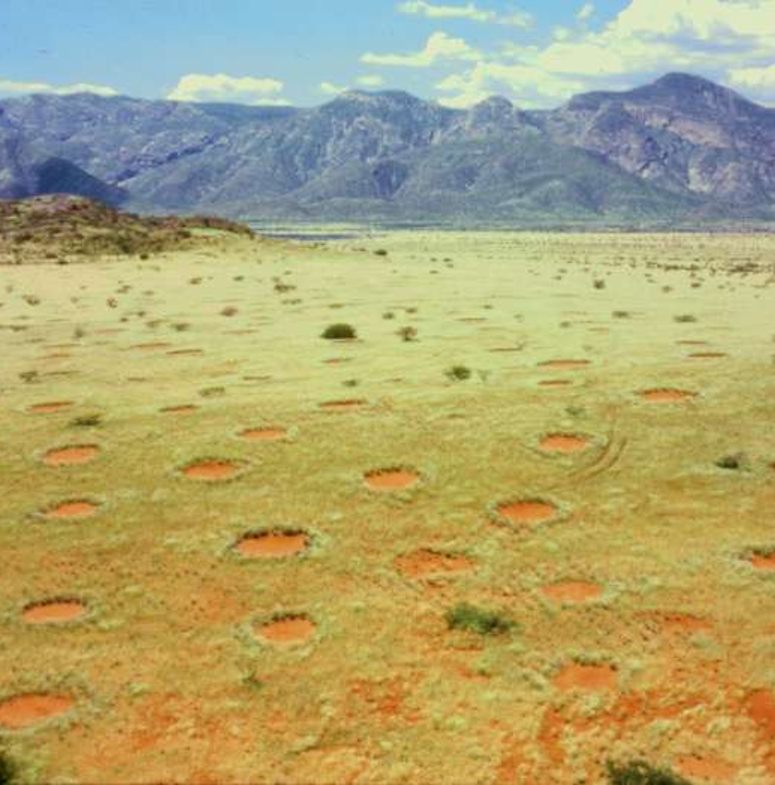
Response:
[1,73,773,225]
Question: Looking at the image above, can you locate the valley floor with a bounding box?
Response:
[1,231,774,784]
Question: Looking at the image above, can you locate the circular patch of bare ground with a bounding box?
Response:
[319,398,367,412]
[239,427,287,442]
[181,459,245,481]
[639,388,698,403]
[395,549,474,578]
[160,404,198,415]
[43,500,99,520]
[28,401,73,414]
[496,499,559,526]
[538,359,591,370]
[750,552,775,570]
[23,599,87,624]
[0,693,74,729]
[539,433,591,454]
[364,468,420,492]
[235,530,309,559]
[553,662,617,692]
[42,445,100,467]
[541,581,602,604]
[254,614,316,645]
[538,379,573,388]
[675,756,737,784]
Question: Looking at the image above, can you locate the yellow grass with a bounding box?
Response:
[1,231,774,784]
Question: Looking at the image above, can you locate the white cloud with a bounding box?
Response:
[167,73,289,105]
[361,31,480,67]
[0,77,118,97]
[356,74,386,87]
[436,0,775,108]
[320,81,348,95]
[398,0,532,27]
[576,3,595,23]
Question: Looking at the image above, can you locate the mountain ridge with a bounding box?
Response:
[1,73,774,226]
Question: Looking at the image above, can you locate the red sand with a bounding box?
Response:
[45,500,98,519]
[43,445,100,467]
[240,427,287,441]
[541,581,601,603]
[395,549,474,578]
[750,553,775,570]
[29,401,73,414]
[257,616,316,644]
[0,694,74,729]
[23,600,87,624]
[498,500,557,525]
[554,663,617,692]
[539,434,590,454]
[539,379,573,388]
[320,399,367,411]
[675,756,737,783]
[640,388,697,402]
[236,532,308,559]
[365,469,419,491]
[182,460,241,481]
[161,405,198,414]
[538,359,590,370]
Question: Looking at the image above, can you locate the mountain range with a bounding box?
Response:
[1,72,774,227]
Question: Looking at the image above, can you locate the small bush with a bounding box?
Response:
[715,452,749,471]
[593,279,606,290]
[397,326,418,342]
[374,249,388,256]
[446,603,514,636]
[0,750,18,785]
[674,314,697,323]
[70,414,102,428]
[322,323,357,340]
[383,311,395,320]
[606,761,690,785]
[445,365,472,381]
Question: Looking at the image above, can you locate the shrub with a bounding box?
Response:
[446,603,514,636]
[674,314,697,323]
[445,365,472,381]
[70,414,102,428]
[715,452,749,471]
[322,323,357,340]
[374,249,388,256]
[0,751,18,785]
[397,326,418,342]
[606,761,691,785]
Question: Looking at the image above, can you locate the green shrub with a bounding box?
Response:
[322,323,357,340]
[0,751,18,785]
[445,365,472,381]
[445,603,514,636]
[606,761,691,785]
[70,413,102,428]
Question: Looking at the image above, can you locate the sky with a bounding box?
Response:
[1,0,774,109]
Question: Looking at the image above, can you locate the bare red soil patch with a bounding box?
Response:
[319,399,367,411]
[750,552,775,570]
[131,342,171,351]
[28,401,73,414]
[0,693,74,729]
[554,662,617,692]
[539,434,590,454]
[539,379,573,388]
[256,615,316,645]
[161,404,198,415]
[240,427,287,442]
[167,348,204,356]
[364,468,419,491]
[542,581,601,604]
[395,549,474,578]
[497,499,558,525]
[43,445,100,467]
[182,460,243,481]
[538,359,590,370]
[675,756,737,783]
[44,500,99,519]
[236,531,309,559]
[640,388,698,403]
[23,599,87,624]
[745,689,775,736]
[661,613,711,632]
[324,358,352,365]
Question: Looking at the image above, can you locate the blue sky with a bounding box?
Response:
[1,1,774,108]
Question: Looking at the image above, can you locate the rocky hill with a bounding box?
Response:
[1,73,773,226]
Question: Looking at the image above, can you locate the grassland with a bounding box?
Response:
[0,228,774,784]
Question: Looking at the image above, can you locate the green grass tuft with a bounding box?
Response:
[322,323,357,340]
[445,603,515,636]
[606,761,692,785]
[0,751,18,785]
